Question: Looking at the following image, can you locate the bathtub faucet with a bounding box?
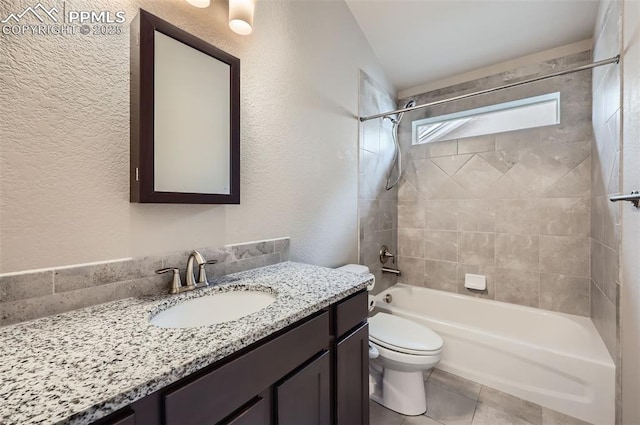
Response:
[379,245,396,264]
[381,267,401,276]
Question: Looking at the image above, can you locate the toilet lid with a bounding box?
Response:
[369,313,443,354]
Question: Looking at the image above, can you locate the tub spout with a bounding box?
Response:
[382,267,401,276]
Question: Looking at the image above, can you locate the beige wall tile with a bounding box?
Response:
[539,198,590,237]
[398,179,420,202]
[496,234,539,271]
[543,157,591,198]
[398,201,425,229]
[379,200,397,230]
[397,256,425,286]
[458,200,496,232]
[398,228,424,258]
[495,268,540,307]
[591,239,605,290]
[537,140,591,170]
[424,230,457,262]
[431,154,474,176]
[410,159,450,198]
[495,128,540,151]
[591,281,617,359]
[425,260,458,293]
[424,140,458,158]
[459,232,495,265]
[425,200,458,230]
[453,155,503,195]
[393,52,594,318]
[506,151,570,197]
[495,199,539,234]
[539,236,590,277]
[458,135,496,154]
[539,273,590,316]
[603,245,619,303]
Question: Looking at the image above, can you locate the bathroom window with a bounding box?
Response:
[411,92,560,145]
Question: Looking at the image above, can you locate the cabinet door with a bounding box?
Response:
[336,323,369,425]
[276,351,331,425]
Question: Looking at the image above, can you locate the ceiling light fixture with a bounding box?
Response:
[229,0,255,35]
[186,0,210,8]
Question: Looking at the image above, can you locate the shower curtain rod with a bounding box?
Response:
[359,55,620,122]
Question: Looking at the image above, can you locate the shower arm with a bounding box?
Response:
[359,55,620,122]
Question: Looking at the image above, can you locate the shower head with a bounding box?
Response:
[383,100,416,125]
[395,100,416,123]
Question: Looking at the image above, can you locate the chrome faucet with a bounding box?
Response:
[186,251,206,289]
[186,250,218,289]
[156,250,218,295]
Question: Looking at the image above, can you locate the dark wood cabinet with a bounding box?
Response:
[93,290,368,425]
[336,323,369,425]
[276,351,331,425]
[220,392,272,425]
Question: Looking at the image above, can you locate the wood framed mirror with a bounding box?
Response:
[130,9,240,204]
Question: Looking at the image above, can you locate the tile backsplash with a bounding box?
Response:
[395,51,593,316]
[0,238,290,326]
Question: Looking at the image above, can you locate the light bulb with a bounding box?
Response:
[186,0,210,8]
[229,0,255,35]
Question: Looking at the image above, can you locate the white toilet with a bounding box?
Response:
[369,312,443,415]
[336,264,444,416]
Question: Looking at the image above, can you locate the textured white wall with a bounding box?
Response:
[0,0,392,273]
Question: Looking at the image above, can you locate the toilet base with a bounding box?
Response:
[371,368,427,416]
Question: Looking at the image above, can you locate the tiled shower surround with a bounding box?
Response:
[359,71,398,295]
[591,0,622,420]
[0,238,290,326]
[394,51,593,316]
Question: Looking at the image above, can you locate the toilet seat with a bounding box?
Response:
[369,313,443,355]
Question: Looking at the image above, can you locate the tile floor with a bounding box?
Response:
[370,369,592,425]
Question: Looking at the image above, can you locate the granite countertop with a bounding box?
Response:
[0,262,371,425]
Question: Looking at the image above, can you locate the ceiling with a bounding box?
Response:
[346,0,599,93]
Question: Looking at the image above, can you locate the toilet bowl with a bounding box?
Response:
[369,312,443,415]
[336,264,444,416]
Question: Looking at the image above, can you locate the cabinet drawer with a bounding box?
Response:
[335,290,368,337]
[92,409,135,425]
[220,392,271,425]
[164,311,330,425]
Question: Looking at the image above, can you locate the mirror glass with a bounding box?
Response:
[154,31,231,195]
[131,9,240,204]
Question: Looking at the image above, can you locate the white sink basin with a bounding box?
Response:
[150,291,276,329]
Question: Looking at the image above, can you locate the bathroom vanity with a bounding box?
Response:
[0,262,370,425]
[95,290,369,425]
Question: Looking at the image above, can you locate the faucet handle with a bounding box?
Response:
[156,267,182,294]
[197,260,219,286]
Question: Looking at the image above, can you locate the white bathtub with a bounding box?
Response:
[374,284,614,425]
